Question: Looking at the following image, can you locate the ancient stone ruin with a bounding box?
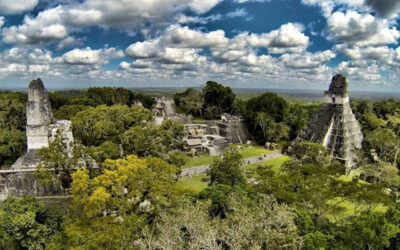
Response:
[0,79,74,199]
[299,74,363,169]
[183,113,251,156]
[152,97,191,125]
[218,113,250,144]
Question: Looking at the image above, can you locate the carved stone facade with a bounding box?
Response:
[26,79,54,152]
[0,79,74,199]
[299,75,363,169]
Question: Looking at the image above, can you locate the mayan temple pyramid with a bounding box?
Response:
[299,74,363,169]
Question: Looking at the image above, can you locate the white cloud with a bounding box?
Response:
[162,25,228,48]
[281,50,336,69]
[327,11,400,46]
[226,8,248,18]
[62,47,124,65]
[0,16,4,29]
[364,0,400,18]
[2,6,67,44]
[338,45,392,61]
[2,0,223,45]
[234,0,270,3]
[227,23,309,54]
[0,0,38,14]
[126,25,228,59]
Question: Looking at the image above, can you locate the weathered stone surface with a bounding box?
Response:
[0,79,75,199]
[26,78,54,152]
[218,113,250,144]
[299,75,363,169]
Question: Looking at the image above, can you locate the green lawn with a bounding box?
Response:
[182,154,218,169]
[179,156,290,193]
[177,174,209,192]
[240,146,271,158]
[182,145,271,168]
[243,155,290,172]
[326,197,387,221]
[182,145,272,169]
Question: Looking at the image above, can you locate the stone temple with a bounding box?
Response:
[0,79,73,199]
[299,74,363,169]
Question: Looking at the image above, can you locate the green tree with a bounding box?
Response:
[359,112,386,133]
[0,128,26,166]
[0,91,26,130]
[0,196,61,250]
[72,105,153,146]
[174,88,203,117]
[285,104,309,140]
[207,149,244,187]
[290,141,330,166]
[70,155,179,218]
[245,92,289,143]
[53,104,89,120]
[202,81,235,119]
[146,194,301,249]
[364,128,399,164]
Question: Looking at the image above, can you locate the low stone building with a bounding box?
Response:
[218,113,250,144]
[298,74,363,170]
[152,97,191,125]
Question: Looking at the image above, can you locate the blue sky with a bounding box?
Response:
[0,0,399,91]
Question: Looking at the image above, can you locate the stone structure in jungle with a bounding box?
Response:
[0,79,73,199]
[299,74,363,169]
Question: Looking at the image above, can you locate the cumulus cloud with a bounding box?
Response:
[63,47,124,65]
[365,0,400,18]
[327,11,400,46]
[125,25,228,60]
[0,0,38,14]
[234,0,270,3]
[2,6,67,44]
[338,45,392,61]
[2,0,223,45]
[281,50,336,69]
[301,0,400,19]
[175,14,222,24]
[225,23,310,54]
[226,8,248,18]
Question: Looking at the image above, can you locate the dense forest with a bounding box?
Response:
[0,81,400,249]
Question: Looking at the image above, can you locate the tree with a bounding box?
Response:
[53,104,89,120]
[86,87,154,108]
[207,149,244,187]
[0,91,26,130]
[88,141,121,164]
[289,141,330,166]
[0,128,26,166]
[0,196,61,250]
[72,105,153,146]
[122,120,184,158]
[363,128,399,164]
[202,81,235,119]
[174,88,203,117]
[285,104,309,140]
[145,194,301,249]
[359,112,385,133]
[245,92,289,143]
[351,100,373,119]
[70,155,179,218]
[35,129,94,188]
[53,155,178,249]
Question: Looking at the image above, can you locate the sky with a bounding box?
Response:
[0,0,399,91]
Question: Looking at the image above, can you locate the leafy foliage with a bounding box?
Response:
[207,149,245,187]
[0,196,61,250]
